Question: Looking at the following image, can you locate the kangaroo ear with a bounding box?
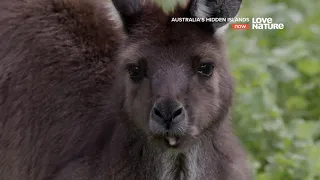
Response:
[111,0,144,33]
[189,0,242,34]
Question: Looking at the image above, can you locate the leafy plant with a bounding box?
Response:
[227,0,320,179]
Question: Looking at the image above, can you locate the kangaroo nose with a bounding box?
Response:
[151,99,186,129]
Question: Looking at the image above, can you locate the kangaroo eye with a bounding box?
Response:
[197,63,214,77]
[127,64,145,82]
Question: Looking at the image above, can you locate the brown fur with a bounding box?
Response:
[0,0,251,179]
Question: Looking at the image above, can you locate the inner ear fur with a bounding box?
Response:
[189,0,242,32]
[111,0,145,33]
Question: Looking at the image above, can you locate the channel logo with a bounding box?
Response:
[230,18,284,30]
[231,24,250,30]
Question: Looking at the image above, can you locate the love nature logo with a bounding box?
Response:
[170,17,285,30]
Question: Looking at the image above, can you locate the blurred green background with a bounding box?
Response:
[228,0,320,179]
[156,0,320,179]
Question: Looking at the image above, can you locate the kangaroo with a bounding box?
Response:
[0,0,250,179]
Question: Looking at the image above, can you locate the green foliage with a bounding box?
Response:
[155,0,319,179]
[227,0,320,179]
[154,0,186,13]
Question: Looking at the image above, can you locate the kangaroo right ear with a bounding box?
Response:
[189,0,242,34]
[111,0,145,33]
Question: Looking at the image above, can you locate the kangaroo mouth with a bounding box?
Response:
[153,132,185,148]
[164,134,181,147]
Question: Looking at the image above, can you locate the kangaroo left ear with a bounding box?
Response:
[111,0,145,34]
[189,0,242,34]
